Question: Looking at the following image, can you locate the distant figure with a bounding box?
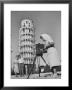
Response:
[40,34,61,75]
[25,65,28,75]
[13,58,19,77]
[18,56,24,77]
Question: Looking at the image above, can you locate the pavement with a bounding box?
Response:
[11,72,61,79]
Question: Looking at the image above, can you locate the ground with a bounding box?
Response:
[11,72,61,79]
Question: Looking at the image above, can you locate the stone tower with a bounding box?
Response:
[19,18,35,74]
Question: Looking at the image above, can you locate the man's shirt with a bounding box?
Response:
[18,58,24,63]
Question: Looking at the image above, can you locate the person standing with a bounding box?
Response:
[13,58,19,77]
[18,56,24,77]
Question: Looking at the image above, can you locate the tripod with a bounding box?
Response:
[27,54,48,79]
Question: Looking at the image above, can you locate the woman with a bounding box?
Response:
[40,34,61,74]
[13,58,19,77]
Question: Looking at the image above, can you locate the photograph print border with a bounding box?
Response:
[0,0,70,89]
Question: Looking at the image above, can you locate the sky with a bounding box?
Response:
[11,11,61,66]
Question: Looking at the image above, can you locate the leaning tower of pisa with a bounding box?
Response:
[19,18,35,74]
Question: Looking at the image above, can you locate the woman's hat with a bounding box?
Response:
[40,34,54,43]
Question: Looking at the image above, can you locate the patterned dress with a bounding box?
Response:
[14,60,19,74]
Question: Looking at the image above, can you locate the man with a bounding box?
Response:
[18,56,24,77]
[40,34,61,75]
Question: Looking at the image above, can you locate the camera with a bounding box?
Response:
[36,43,47,56]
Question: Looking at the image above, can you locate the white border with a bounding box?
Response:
[4,4,69,87]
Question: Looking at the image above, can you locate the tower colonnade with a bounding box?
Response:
[19,19,36,73]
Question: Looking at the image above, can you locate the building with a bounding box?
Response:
[19,18,36,74]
